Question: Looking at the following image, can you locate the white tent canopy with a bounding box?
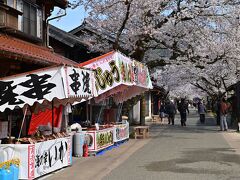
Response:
[0,65,95,112]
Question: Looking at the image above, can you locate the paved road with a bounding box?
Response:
[45,109,240,180]
[103,110,240,180]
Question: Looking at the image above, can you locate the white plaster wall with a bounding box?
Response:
[146,92,152,121]
[133,101,140,123]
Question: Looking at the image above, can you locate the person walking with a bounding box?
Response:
[165,100,177,125]
[198,100,206,124]
[159,102,166,123]
[220,97,229,131]
[178,98,189,126]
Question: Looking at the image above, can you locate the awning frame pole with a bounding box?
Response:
[52,100,54,134]
[17,105,28,141]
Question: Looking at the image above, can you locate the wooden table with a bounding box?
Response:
[152,115,160,122]
[133,126,149,139]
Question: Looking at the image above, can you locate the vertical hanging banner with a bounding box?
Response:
[62,67,95,99]
[132,60,153,89]
[115,52,134,86]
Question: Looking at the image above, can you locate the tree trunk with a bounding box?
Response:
[140,97,145,125]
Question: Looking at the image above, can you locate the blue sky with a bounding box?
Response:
[50,3,87,32]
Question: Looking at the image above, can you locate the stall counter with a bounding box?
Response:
[84,127,114,152]
[0,136,72,179]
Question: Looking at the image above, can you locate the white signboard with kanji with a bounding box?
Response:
[83,51,153,103]
[0,67,65,112]
[62,67,95,99]
[0,136,72,179]
[0,66,95,112]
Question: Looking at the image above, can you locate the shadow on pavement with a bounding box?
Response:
[144,147,240,175]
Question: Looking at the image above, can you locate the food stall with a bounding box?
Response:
[79,51,153,152]
[0,65,95,179]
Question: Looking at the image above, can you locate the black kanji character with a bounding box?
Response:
[103,70,114,86]
[65,142,68,152]
[82,71,91,94]
[55,146,58,160]
[59,142,64,163]
[35,154,41,168]
[19,74,56,100]
[95,68,106,90]
[48,150,52,167]
[0,81,24,106]
[44,152,48,165]
[39,155,43,166]
[69,69,81,95]
[109,61,120,82]
[133,67,138,83]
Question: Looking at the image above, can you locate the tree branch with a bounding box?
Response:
[113,0,132,50]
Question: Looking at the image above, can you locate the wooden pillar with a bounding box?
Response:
[90,100,93,124]
[52,101,54,134]
[86,101,89,121]
[140,96,145,126]
[8,113,12,143]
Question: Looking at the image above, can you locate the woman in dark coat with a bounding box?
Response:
[159,102,166,123]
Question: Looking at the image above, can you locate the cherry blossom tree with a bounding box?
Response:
[70,0,240,97]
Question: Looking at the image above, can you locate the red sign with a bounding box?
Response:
[67,138,71,165]
[28,145,35,179]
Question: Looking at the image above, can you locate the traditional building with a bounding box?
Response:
[49,24,100,63]
[0,0,76,77]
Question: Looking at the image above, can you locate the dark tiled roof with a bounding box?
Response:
[49,24,89,47]
[69,20,116,43]
[39,0,68,9]
[0,34,78,66]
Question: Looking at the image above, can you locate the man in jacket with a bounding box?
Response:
[178,98,189,126]
[165,100,177,125]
